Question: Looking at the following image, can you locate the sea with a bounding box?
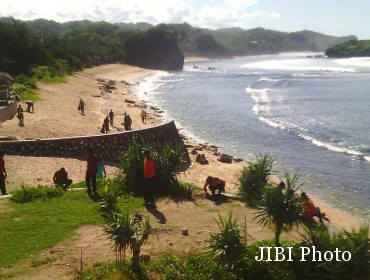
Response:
[136,53,370,220]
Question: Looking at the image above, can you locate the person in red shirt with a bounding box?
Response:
[143,149,155,206]
[203,176,225,196]
[301,192,329,223]
[86,148,100,195]
[0,152,7,195]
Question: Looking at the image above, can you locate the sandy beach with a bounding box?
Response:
[0,63,364,233]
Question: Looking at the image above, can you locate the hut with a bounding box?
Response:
[0,72,14,104]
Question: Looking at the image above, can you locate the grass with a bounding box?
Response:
[0,190,142,270]
[41,75,67,83]
[12,83,42,102]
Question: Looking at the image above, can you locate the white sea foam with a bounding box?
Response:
[299,134,364,157]
[334,57,370,68]
[136,71,170,100]
[258,77,283,82]
[241,59,357,72]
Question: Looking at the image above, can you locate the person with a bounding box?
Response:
[127,114,132,130]
[86,148,100,195]
[140,110,147,124]
[143,149,155,206]
[96,157,106,178]
[300,192,330,223]
[103,116,110,132]
[53,167,73,190]
[0,152,7,195]
[203,176,225,196]
[78,99,85,114]
[100,123,106,134]
[109,109,114,126]
[16,105,24,125]
[25,100,34,113]
[124,113,132,131]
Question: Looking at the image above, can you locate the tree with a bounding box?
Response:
[254,172,306,245]
[103,210,156,272]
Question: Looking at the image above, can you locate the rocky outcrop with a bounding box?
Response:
[125,27,184,71]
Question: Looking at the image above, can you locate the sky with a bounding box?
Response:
[0,0,369,39]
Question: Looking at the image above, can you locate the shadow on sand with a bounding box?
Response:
[145,204,167,224]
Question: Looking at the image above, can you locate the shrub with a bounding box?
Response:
[206,211,244,269]
[10,185,64,203]
[238,153,275,206]
[14,73,37,88]
[298,225,370,280]
[117,138,188,197]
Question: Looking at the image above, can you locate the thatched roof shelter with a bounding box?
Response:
[0,72,14,88]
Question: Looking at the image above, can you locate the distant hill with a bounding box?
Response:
[94,21,357,56]
[0,17,357,58]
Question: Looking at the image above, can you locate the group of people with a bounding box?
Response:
[202,175,329,224]
[15,101,35,127]
[100,109,115,134]
[52,148,106,195]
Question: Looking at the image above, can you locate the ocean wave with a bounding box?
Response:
[245,86,269,95]
[299,133,364,157]
[334,57,370,68]
[257,113,368,160]
[241,59,358,73]
[257,77,285,83]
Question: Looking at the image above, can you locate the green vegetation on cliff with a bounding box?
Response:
[326,40,370,57]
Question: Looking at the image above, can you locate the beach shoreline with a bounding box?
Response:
[0,63,365,232]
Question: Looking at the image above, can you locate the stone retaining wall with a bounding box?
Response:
[0,101,17,123]
[0,121,187,162]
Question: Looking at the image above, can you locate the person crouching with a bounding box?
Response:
[204,176,225,196]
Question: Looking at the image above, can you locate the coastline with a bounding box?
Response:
[1,63,365,232]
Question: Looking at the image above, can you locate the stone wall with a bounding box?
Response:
[0,121,187,162]
[0,101,17,123]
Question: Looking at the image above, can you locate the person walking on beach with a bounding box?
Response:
[140,110,147,124]
[16,105,24,125]
[78,99,86,114]
[143,149,155,206]
[109,109,114,126]
[86,148,100,195]
[0,152,8,196]
[127,114,132,130]
[103,116,110,132]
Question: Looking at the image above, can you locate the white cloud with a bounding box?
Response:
[270,12,280,19]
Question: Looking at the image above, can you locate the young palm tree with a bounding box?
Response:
[238,153,275,206]
[254,172,305,245]
[103,210,156,271]
[206,211,244,269]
